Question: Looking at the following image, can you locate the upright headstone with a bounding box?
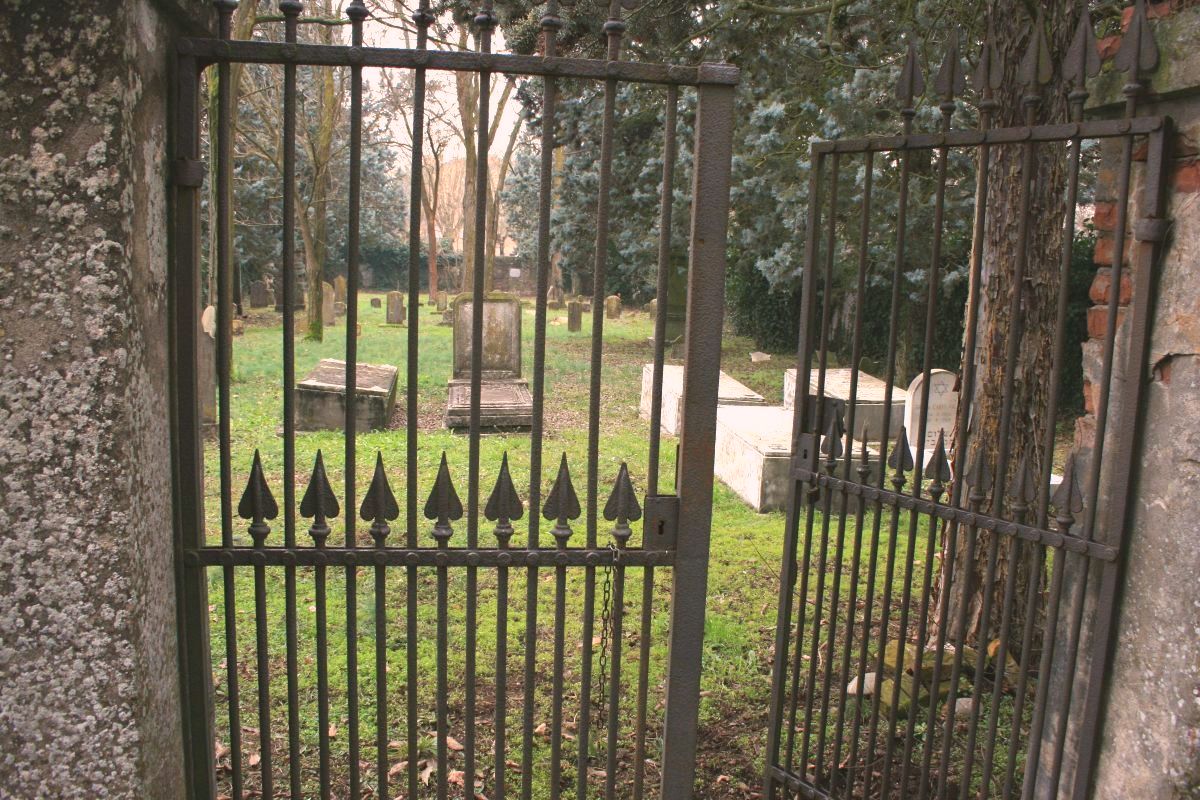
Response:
[249,280,271,309]
[646,298,657,317]
[437,293,448,312]
[547,285,564,309]
[445,295,532,428]
[605,294,622,320]
[903,369,959,461]
[333,274,347,304]
[386,291,406,325]
[370,297,381,308]
[567,300,583,332]
[322,281,335,326]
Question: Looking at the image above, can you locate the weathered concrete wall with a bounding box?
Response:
[1077,4,1200,798]
[0,1,207,795]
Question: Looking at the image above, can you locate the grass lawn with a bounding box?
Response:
[205,293,1022,799]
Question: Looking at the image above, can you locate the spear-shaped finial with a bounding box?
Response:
[238,449,279,547]
[856,426,873,479]
[603,462,642,547]
[300,450,339,547]
[933,34,966,115]
[1018,9,1054,92]
[821,412,843,466]
[965,443,993,504]
[973,15,1003,100]
[485,452,524,546]
[927,430,952,491]
[896,40,926,114]
[1064,8,1101,94]
[360,452,399,546]
[543,453,581,547]
[1007,455,1038,518]
[1052,453,1084,530]
[887,425,915,481]
[1115,0,1159,79]
[424,452,463,543]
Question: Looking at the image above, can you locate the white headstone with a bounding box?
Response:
[903,369,958,461]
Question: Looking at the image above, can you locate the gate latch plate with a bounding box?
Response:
[791,432,820,481]
[643,494,679,550]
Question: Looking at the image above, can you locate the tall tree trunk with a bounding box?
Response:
[932,2,1080,662]
[304,0,338,340]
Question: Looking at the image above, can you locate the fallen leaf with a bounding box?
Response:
[248,753,261,767]
[388,760,408,779]
[534,723,548,736]
[446,735,464,752]
[449,769,465,786]
[419,759,436,785]
[329,724,338,738]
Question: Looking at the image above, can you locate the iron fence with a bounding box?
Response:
[764,5,1171,799]
[169,2,736,798]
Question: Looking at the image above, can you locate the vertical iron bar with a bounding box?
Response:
[278,1,303,795]
[343,7,367,798]
[169,49,217,800]
[316,557,332,798]
[252,531,274,797]
[375,529,389,797]
[798,153,841,779]
[762,153,823,800]
[581,8,627,793]
[658,76,736,800]
[890,78,959,794]
[550,541,569,800]
[647,85,679,495]
[524,6,560,798]
[405,5,431,799]
[214,4,242,796]
[829,150,874,778]
[605,557,627,800]
[465,6,497,793]
[632,565,655,800]
[436,530,450,800]
[1070,121,1171,800]
[495,530,511,800]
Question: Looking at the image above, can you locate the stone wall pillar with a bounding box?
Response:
[0,1,210,796]
[1070,4,1200,797]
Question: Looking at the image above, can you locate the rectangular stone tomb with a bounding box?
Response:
[714,405,881,513]
[640,363,765,436]
[445,380,534,429]
[297,359,398,431]
[784,367,906,443]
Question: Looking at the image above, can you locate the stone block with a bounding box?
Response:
[333,274,347,304]
[605,294,622,319]
[386,291,405,325]
[784,367,906,443]
[370,297,381,308]
[903,369,958,464]
[333,301,346,317]
[445,379,534,429]
[640,363,765,436]
[567,300,583,332]
[322,281,335,326]
[297,359,398,431]
[249,280,272,309]
[452,294,522,379]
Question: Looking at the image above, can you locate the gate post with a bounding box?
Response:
[659,73,736,799]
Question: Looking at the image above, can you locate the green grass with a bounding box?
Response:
[205,294,1026,799]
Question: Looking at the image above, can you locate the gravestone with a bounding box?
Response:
[567,300,583,332]
[297,359,398,431]
[903,369,959,463]
[646,298,657,317]
[436,293,448,312]
[322,281,335,326]
[547,285,564,309]
[333,301,347,317]
[784,367,907,443]
[640,363,765,436]
[386,291,405,325]
[370,297,381,308]
[605,295,622,319]
[333,275,347,304]
[249,280,271,309]
[445,294,532,429]
[198,308,216,425]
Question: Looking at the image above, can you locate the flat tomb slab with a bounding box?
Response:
[784,367,907,443]
[445,379,533,429]
[297,359,398,431]
[639,364,765,436]
[714,405,881,513]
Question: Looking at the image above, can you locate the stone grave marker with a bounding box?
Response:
[903,369,959,463]
[370,297,381,308]
[547,285,564,309]
[297,358,398,431]
[646,298,657,317]
[333,275,347,304]
[605,295,622,319]
[567,300,583,332]
[322,281,335,326]
[445,295,532,429]
[386,291,405,324]
[640,363,765,436]
[249,280,271,309]
[436,293,448,312]
[198,312,216,425]
[333,301,347,317]
[784,367,907,443]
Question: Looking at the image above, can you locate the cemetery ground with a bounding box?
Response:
[206,294,1059,798]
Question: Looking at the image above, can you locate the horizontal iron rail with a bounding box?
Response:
[185,546,674,568]
[178,38,740,86]
[811,116,1164,154]
[767,766,834,799]
[795,469,1118,562]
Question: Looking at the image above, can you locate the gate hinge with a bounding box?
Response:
[172,157,207,188]
[791,432,820,481]
[642,494,679,550]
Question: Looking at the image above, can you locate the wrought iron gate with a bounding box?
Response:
[168,1,736,798]
[764,8,1170,800]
